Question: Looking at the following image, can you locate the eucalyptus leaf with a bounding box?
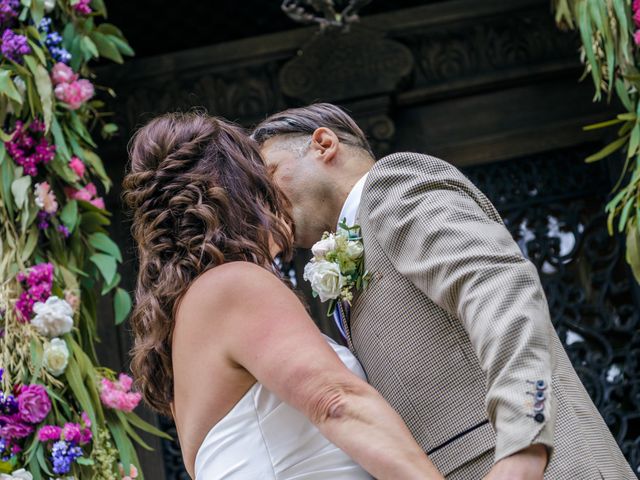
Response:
[0,70,24,105]
[90,30,123,63]
[626,225,640,283]
[60,200,79,231]
[114,287,132,325]
[89,232,122,261]
[11,175,31,210]
[24,56,53,131]
[51,116,71,161]
[90,252,117,284]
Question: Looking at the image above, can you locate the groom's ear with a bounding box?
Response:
[310,128,339,164]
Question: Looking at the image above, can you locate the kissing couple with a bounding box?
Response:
[122,104,634,479]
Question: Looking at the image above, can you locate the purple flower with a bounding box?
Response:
[37,210,51,230]
[1,29,31,63]
[17,384,51,424]
[0,0,19,26]
[51,440,83,475]
[0,392,18,415]
[57,224,70,238]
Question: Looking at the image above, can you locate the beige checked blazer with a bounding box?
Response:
[342,152,635,479]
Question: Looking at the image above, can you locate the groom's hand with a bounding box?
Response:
[483,444,548,480]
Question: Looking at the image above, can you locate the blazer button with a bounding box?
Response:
[533,402,544,412]
[535,391,545,401]
[536,380,547,390]
[534,413,545,423]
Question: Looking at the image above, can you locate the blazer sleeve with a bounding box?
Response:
[362,152,556,463]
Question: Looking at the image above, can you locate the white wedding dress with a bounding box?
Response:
[194,336,373,479]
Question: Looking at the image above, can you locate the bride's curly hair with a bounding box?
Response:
[122,112,294,416]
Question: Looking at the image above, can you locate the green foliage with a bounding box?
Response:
[553,0,640,283]
[0,1,165,478]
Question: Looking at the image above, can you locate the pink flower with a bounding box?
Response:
[65,183,105,210]
[76,79,94,102]
[17,384,51,424]
[635,30,640,46]
[64,290,80,312]
[68,156,85,179]
[119,463,139,480]
[100,374,142,413]
[37,424,62,441]
[90,197,105,209]
[34,181,58,214]
[51,62,77,85]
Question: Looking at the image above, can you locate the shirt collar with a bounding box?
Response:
[337,173,369,230]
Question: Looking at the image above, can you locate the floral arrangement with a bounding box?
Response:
[304,221,369,315]
[553,0,640,283]
[0,0,168,478]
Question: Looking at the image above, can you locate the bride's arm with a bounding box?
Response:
[182,262,443,480]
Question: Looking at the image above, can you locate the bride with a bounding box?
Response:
[122,112,443,479]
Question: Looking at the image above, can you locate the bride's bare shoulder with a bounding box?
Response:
[178,261,291,317]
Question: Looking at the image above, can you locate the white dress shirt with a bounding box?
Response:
[337,173,369,230]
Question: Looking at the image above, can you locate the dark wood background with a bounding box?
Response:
[92,0,640,478]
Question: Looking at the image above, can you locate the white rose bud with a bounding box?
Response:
[43,338,69,376]
[311,235,337,259]
[303,260,345,302]
[31,296,74,338]
[346,240,364,259]
[44,0,56,12]
[0,469,34,480]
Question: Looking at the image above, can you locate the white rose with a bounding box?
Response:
[345,240,364,259]
[0,469,33,480]
[311,235,337,259]
[43,338,69,376]
[303,260,345,302]
[44,0,56,12]
[31,296,74,338]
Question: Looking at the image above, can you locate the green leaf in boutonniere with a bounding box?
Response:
[304,222,370,316]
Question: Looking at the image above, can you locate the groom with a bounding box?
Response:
[252,103,635,479]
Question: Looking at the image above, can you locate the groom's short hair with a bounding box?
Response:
[252,103,374,159]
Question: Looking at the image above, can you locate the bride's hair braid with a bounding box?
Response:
[122,112,293,415]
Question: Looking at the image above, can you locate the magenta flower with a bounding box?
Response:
[15,262,54,321]
[0,416,34,439]
[68,156,85,178]
[17,384,51,424]
[100,374,142,412]
[38,424,62,441]
[72,0,91,15]
[635,30,640,47]
[4,120,56,177]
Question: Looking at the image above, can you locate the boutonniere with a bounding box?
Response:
[303,220,371,316]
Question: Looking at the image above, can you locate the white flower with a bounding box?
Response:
[345,240,364,259]
[44,0,56,12]
[0,469,33,480]
[311,235,337,259]
[31,296,74,338]
[43,338,69,376]
[303,260,345,302]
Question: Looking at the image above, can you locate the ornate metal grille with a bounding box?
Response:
[159,144,640,477]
